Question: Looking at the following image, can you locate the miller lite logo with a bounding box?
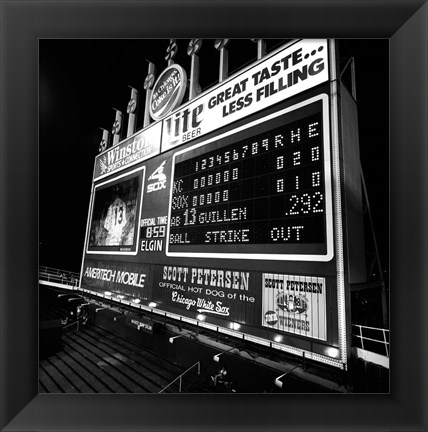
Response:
[147,161,167,193]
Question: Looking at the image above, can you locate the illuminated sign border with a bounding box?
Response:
[86,165,146,256]
[328,39,348,367]
[165,93,334,261]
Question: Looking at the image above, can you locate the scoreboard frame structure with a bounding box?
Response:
[80,39,360,370]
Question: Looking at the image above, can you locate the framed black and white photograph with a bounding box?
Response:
[1,1,427,432]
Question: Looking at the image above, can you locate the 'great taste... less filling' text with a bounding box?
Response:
[163,44,326,144]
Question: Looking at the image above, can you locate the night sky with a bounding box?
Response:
[39,39,389,276]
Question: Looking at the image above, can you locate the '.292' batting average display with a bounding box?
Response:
[166,94,334,261]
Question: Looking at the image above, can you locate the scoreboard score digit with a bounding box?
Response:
[166,94,334,261]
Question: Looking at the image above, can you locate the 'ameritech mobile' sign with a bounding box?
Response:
[161,39,329,151]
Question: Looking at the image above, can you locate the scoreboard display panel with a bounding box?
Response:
[166,94,333,261]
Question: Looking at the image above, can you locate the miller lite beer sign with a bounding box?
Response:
[161,39,329,151]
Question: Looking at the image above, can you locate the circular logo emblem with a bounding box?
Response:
[149,64,187,121]
[264,310,278,326]
[99,139,107,153]
[126,98,137,114]
[111,119,121,134]
[144,73,155,90]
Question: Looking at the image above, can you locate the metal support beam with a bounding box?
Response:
[340,57,357,100]
[111,109,122,146]
[251,38,266,60]
[143,61,156,127]
[188,39,202,100]
[215,39,230,82]
[126,86,138,137]
[360,164,388,327]
[165,39,177,66]
[98,128,109,153]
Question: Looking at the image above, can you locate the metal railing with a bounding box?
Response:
[62,319,80,331]
[352,324,389,357]
[274,362,304,389]
[39,266,80,288]
[158,361,201,393]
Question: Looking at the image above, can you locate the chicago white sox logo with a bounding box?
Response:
[147,161,167,193]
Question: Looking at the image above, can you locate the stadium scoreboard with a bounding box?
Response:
[81,40,360,369]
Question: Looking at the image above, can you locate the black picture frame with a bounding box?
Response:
[1,1,427,431]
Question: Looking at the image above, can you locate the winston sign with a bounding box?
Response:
[93,122,162,181]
